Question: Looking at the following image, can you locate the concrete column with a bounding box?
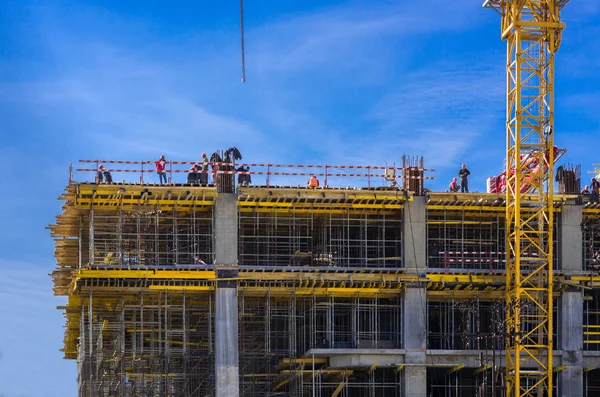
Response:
[214,193,239,397]
[214,193,238,266]
[560,290,584,397]
[559,203,584,397]
[216,285,239,397]
[403,196,427,272]
[560,203,583,273]
[402,195,427,396]
[403,286,427,397]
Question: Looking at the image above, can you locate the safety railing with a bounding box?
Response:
[73,159,435,188]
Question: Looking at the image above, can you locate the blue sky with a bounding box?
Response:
[0,1,598,396]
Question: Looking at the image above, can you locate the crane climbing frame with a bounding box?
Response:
[484,1,568,396]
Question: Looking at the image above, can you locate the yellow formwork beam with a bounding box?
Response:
[448,364,464,374]
[368,362,377,374]
[237,201,403,211]
[239,187,409,200]
[148,285,213,291]
[279,358,327,366]
[73,200,215,209]
[474,364,492,375]
[238,207,399,215]
[427,205,506,212]
[428,291,506,300]
[274,378,292,390]
[73,269,507,284]
[77,270,216,279]
[331,381,346,397]
[239,287,402,297]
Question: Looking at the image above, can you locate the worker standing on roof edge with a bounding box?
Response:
[155,155,167,184]
[308,175,319,189]
[449,177,460,192]
[187,163,198,185]
[592,178,600,204]
[237,165,251,186]
[199,153,209,186]
[458,163,471,193]
[97,164,112,184]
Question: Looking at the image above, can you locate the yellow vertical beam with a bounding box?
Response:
[488,1,566,396]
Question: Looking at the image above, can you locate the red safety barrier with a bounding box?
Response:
[80,159,436,172]
[78,159,435,187]
[78,168,435,179]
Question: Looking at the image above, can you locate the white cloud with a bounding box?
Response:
[250,0,480,75]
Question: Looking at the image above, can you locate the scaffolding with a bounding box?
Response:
[239,209,403,268]
[275,366,401,397]
[427,298,558,351]
[583,215,600,272]
[427,210,506,272]
[428,299,504,351]
[76,290,214,396]
[427,208,561,271]
[236,293,403,396]
[90,207,213,268]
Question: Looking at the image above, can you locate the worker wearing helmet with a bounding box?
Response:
[308,175,319,189]
[96,164,104,184]
[97,164,112,184]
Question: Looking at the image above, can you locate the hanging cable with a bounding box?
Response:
[240,0,246,82]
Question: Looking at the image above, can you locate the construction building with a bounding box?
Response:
[47,1,594,396]
[49,165,600,396]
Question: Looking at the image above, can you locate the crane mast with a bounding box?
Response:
[484,1,567,396]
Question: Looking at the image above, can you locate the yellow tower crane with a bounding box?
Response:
[483,1,568,396]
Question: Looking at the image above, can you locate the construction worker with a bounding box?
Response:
[237,165,251,186]
[308,175,319,189]
[155,155,167,184]
[187,163,198,185]
[458,163,471,193]
[96,164,104,183]
[592,178,600,204]
[582,185,591,194]
[97,164,112,184]
[212,164,219,186]
[449,177,460,192]
[198,153,209,185]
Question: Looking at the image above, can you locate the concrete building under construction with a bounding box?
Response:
[49,162,600,397]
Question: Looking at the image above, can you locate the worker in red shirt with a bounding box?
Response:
[155,155,167,184]
[449,177,460,192]
[308,175,319,189]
